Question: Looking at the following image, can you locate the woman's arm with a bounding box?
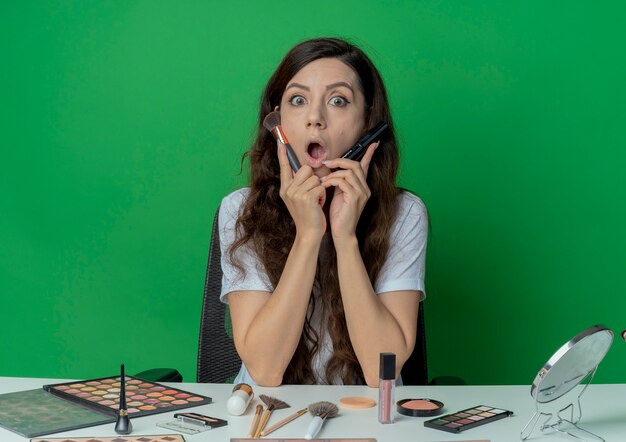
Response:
[322,145,425,387]
[227,144,326,386]
[334,236,420,386]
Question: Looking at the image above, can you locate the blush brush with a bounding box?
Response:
[263,111,301,172]
[304,401,339,440]
[254,394,290,438]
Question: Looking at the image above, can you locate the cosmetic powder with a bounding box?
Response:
[397,398,444,417]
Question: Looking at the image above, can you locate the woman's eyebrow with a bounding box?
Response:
[285,82,309,91]
[326,81,353,92]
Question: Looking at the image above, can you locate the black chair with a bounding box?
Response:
[196,205,241,383]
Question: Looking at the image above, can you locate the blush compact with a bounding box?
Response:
[397,398,444,417]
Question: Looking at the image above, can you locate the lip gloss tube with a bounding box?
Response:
[378,352,396,424]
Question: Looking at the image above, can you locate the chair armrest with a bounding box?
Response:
[134,368,183,382]
[428,375,466,386]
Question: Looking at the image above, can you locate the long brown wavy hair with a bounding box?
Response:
[230,38,401,384]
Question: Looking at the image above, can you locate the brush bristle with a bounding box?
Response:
[308,401,339,418]
[259,394,290,410]
[263,111,281,131]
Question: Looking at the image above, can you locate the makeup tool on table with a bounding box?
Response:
[157,412,227,435]
[340,122,388,162]
[226,383,254,415]
[520,324,614,442]
[114,364,132,434]
[425,405,513,433]
[339,396,376,409]
[253,394,290,438]
[247,404,263,438]
[260,407,308,437]
[397,398,444,417]
[378,352,396,424]
[263,111,301,172]
[304,401,339,440]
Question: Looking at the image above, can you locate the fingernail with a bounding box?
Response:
[322,160,330,165]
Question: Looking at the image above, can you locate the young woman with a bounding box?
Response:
[219,38,427,387]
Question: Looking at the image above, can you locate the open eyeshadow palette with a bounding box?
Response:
[32,436,185,442]
[424,405,513,433]
[43,375,212,417]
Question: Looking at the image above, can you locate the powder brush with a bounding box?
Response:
[263,111,301,172]
[254,394,290,438]
[304,401,338,440]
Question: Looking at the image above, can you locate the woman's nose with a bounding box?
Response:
[306,102,326,128]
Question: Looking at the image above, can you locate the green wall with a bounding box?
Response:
[2,1,625,385]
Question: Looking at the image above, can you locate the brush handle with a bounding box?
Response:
[247,404,262,437]
[254,408,272,438]
[261,407,307,436]
[304,415,324,440]
[284,143,301,172]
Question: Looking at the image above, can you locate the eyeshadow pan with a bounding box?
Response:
[476,406,492,411]
[479,412,495,417]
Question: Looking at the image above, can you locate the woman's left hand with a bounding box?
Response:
[321,141,379,241]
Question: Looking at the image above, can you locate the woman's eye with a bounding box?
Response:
[289,95,306,106]
[330,96,348,107]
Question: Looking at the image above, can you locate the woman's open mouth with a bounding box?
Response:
[306,142,328,168]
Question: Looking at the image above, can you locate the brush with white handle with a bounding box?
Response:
[304,401,338,440]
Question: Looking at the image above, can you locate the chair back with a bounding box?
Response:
[196,207,241,383]
[196,205,428,385]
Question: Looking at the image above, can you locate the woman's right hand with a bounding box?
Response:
[278,142,326,239]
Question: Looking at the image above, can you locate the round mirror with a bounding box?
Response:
[530,325,613,403]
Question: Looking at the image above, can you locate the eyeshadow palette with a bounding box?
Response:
[32,435,185,442]
[44,375,212,418]
[424,405,513,433]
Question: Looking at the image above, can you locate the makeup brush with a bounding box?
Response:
[263,111,301,172]
[260,407,308,437]
[304,401,338,440]
[247,404,263,438]
[253,394,290,438]
[114,364,132,435]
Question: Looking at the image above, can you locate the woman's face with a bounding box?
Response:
[279,58,367,177]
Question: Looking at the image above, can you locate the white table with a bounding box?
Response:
[1,377,625,441]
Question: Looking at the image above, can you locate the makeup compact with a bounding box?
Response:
[397,398,444,417]
[521,324,613,442]
[424,405,513,433]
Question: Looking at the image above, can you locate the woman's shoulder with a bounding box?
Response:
[396,190,427,218]
[219,188,251,222]
[222,187,250,206]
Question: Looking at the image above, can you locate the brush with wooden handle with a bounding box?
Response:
[254,394,290,438]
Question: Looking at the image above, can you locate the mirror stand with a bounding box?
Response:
[521,366,603,442]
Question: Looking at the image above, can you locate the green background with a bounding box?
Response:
[2,1,625,385]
